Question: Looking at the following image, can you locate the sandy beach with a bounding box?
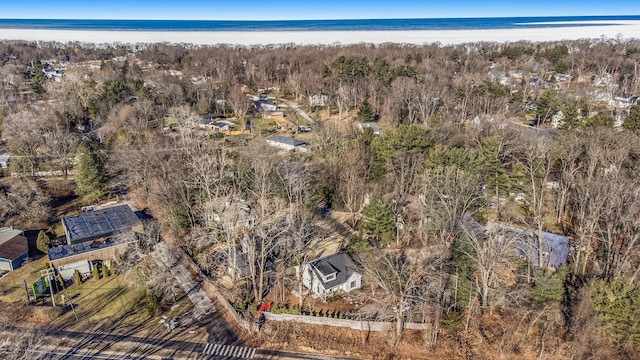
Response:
[0,20,639,45]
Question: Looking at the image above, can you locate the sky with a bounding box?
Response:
[2,0,640,20]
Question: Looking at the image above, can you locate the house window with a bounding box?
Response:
[350,281,356,289]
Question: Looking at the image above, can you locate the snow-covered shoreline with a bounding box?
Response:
[0,20,639,46]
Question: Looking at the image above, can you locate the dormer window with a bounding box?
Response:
[323,273,336,282]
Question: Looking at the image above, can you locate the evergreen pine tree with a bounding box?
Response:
[30,61,46,95]
[531,266,567,305]
[592,277,640,346]
[480,135,510,197]
[357,99,375,123]
[583,112,615,128]
[74,142,106,202]
[623,106,640,133]
[535,88,558,125]
[101,263,109,278]
[362,193,395,245]
[559,102,581,130]
[452,236,475,310]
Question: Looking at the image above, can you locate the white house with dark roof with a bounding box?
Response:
[298,253,362,299]
[267,136,308,152]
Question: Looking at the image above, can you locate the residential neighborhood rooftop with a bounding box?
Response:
[309,253,359,291]
[268,135,307,147]
[62,203,144,244]
[48,234,135,261]
[0,227,23,245]
[0,227,28,262]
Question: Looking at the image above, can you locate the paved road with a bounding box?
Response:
[278,98,315,123]
[1,326,362,359]
[1,241,362,360]
[152,242,216,321]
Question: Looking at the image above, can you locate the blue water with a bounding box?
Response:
[0,16,638,32]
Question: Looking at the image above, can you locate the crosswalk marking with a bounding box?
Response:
[202,343,255,359]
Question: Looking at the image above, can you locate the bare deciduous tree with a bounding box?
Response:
[359,250,426,344]
[462,223,519,311]
[337,146,368,227]
[0,178,50,227]
[227,87,252,132]
[244,207,291,303]
[515,134,552,268]
[419,167,484,244]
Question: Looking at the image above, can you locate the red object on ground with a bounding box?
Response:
[258,302,273,315]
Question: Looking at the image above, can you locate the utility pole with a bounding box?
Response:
[22,278,30,304]
[65,286,79,321]
[41,268,56,307]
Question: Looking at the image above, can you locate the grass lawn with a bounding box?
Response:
[0,257,193,336]
[54,274,148,327]
[0,257,52,303]
[53,268,199,338]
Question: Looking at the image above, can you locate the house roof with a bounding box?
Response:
[489,223,569,268]
[62,204,143,244]
[0,227,28,261]
[268,136,307,147]
[48,234,134,261]
[0,153,10,165]
[202,113,223,121]
[0,227,22,245]
[313,259,338,277]
[309,253,360,291]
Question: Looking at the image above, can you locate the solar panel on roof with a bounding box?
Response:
[62,204,142,244]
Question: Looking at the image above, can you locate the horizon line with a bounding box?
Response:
[0,14,639,22]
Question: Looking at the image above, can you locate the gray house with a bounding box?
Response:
[299,253,362,299]
[0,227,29,271]
[267,136,308,152]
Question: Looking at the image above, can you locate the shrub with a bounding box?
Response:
[56,274,65,289]
[92,263,100,280]
[36,230,51,254]
[441,311,463,335]
[73,269,82,286]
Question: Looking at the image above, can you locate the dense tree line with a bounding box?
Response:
[2,38,640,358]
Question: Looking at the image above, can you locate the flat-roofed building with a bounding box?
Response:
[62,203,144,245]
[0,227,29,271]
[48,234,135,268]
